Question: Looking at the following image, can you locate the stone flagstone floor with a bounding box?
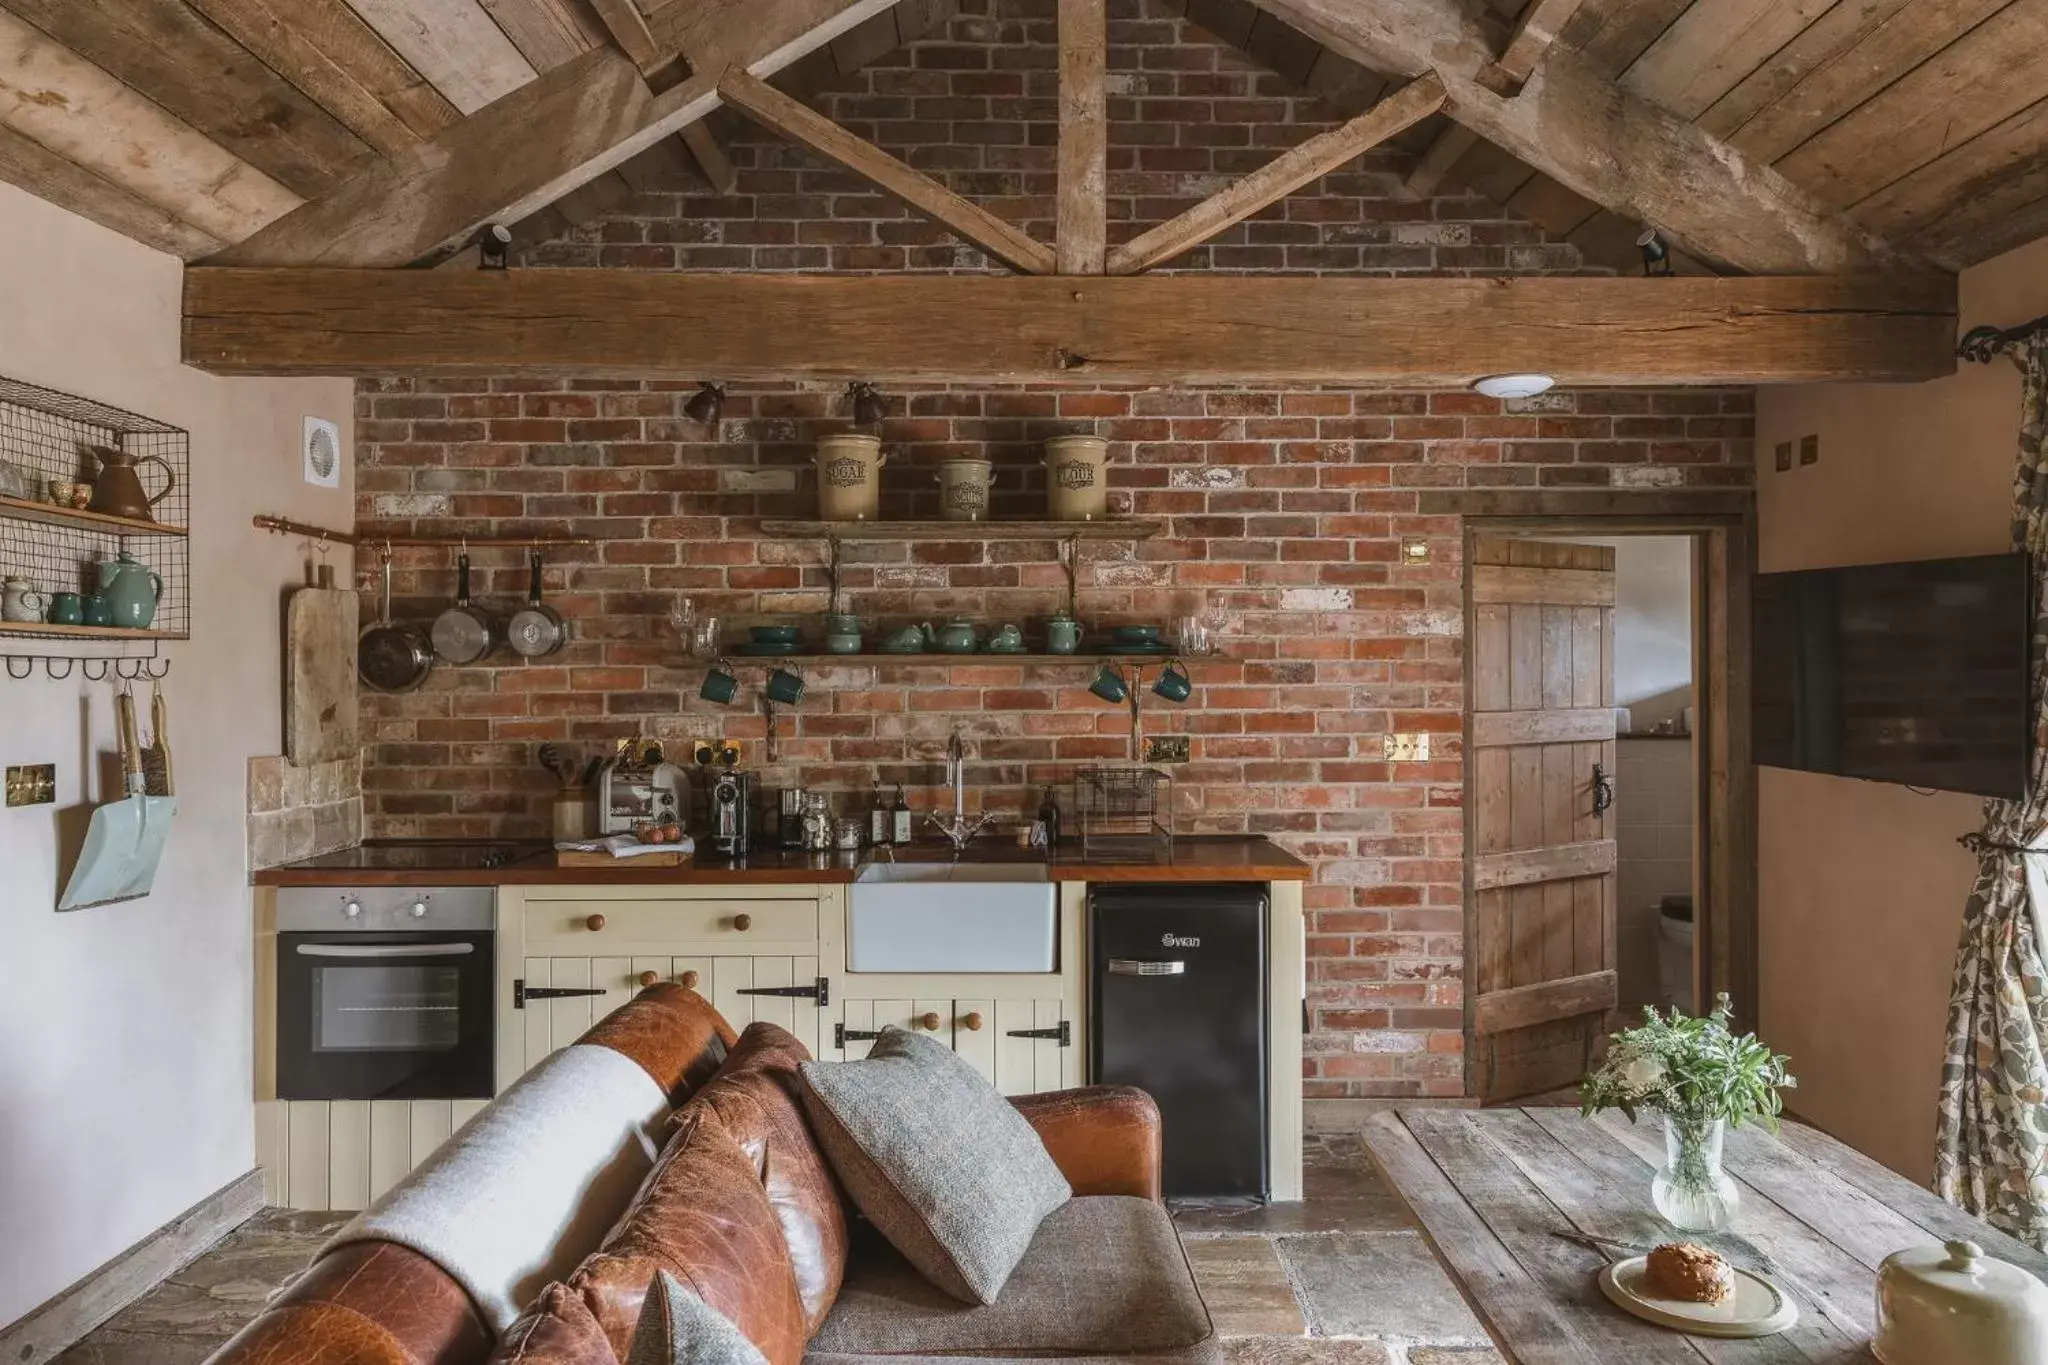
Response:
[57,1137,1502,1365]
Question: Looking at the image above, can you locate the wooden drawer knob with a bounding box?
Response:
[585,913,607,932]
[638,970,661,988]
[680,969,701,989]
[918,1011,942,1031]
[732,913,753,932]
[961,1012,983,1032]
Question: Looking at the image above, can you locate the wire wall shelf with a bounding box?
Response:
[0,375,188,679]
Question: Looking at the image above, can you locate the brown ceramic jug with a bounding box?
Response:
[87,445,176,522]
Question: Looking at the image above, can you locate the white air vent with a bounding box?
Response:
[302,416,341,489]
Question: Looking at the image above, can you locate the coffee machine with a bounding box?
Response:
[709,767,752,856]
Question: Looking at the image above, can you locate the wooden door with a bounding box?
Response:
[1469,537,1619,1103]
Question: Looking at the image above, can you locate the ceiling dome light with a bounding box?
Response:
[1472,373,1555,400]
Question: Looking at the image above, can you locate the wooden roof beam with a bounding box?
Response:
[182,269,1958,386]
[1057,0,1108,275]
[1478,0,1590,95]
[1109,73,1445,274]
[718,67,1055,273]
[583,0,738,192]
[204,0,895,267]
[1242,0,1929,276]
[1399,123,1477,201]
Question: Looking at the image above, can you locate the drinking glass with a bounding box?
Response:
[1175,613,1209,657]
[670,595,697,644]
[691,616,722,659]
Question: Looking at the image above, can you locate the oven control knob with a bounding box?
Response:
[343,900,362,919]
[410,901,428,919]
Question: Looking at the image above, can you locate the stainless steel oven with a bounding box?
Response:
[276,887,495,1101]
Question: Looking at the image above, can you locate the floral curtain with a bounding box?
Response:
[1936,334,2048,1247]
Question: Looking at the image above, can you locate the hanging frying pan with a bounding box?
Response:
[506,550,567,659]
[359,554,434,693]
[431,551,496,664]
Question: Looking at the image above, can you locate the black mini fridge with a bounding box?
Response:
[1091,883,1268,1199]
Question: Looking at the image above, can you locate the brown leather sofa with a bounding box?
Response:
[205,984,1210,1365]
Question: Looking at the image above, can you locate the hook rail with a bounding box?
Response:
[254,515,595,549]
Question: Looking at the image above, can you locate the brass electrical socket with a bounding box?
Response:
[1383,733,1432,762]
[693,741,717,767]
[6,763,55,807]
[1145,736,1191,764]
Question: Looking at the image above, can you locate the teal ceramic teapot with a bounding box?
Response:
[924,618,982,654]
[97,552,163,630]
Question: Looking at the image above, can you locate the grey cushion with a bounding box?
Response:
[808,1197,1215,1359]
[800,1027,1070,1305]
[629,1270,771,1365]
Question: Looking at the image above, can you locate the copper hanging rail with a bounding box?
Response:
[253,515,596,548]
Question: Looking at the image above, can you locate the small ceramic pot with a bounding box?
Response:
[936,458,995,522]
[1046,613,1083,655]
[931,618,980,654]
[47,479,78,507]
[882,625,925,654]
[1876,1239,2048,1365]
[824,612,864,654]
[82,594,112,627]
[817,434,886,521]
[765,667,806,705]
[987,623,1025,653]
[1,577,47,624]
[1045,435,1109,521]
[1152,659,1193,703]
[700,660,741,705]
[46,592,83,626]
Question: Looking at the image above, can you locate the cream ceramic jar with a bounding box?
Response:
[1874,1239,2048,1365]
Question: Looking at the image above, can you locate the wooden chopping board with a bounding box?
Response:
[286,586,359,765]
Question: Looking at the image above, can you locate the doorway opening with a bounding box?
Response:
[1462,513,1753,1106]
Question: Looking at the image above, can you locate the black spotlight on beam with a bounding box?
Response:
[849,382,887,428]
[473,222,513,271]
[684,382,725,433]
[1636,228,1674,277]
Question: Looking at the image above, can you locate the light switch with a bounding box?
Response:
[1383,733,1431,762]
[1145,735,1190,764]
[6,763,55,807]
[1799,434,1819,466]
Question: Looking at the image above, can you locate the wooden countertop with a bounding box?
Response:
[251,837,1310,887]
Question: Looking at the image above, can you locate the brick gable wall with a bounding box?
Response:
[353,1,1755,1104]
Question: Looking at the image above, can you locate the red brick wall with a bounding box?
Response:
[353,2,1757,1103]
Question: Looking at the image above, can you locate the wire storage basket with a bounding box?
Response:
[0,374,189,677]
[1075,765,1174,858]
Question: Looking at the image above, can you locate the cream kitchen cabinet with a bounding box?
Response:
[831,997,1076,1095]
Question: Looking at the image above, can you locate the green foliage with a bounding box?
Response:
[1580,994,1796,1129]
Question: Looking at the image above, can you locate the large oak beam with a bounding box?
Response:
[1108,74,1444,274]
[206,0,894,267]
[1244,0,1924,276]
[183,269,1957,386]
[1056,0,1107,275]
[718,67,1056,274]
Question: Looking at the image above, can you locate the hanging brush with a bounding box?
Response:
[141,684,173,798]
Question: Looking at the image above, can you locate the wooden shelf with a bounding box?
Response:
[0,496,187,538]
[0,622,183,640]
[718,652,1206,666]
[759,519,1161,541]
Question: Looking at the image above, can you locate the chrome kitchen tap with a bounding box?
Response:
[928,727,994,853]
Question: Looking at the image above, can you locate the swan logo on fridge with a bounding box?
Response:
[1161,933,1201,949]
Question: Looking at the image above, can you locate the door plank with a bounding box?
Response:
[1474,564,1618,609]
[955,998,997,1085]
[1473,708,1617,748]
[1474,969,1618,1036]
[1472,838,1618,891]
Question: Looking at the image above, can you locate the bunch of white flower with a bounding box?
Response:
[1579,994,1795,1128]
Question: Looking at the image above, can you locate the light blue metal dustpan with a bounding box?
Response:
[59,690,175,911]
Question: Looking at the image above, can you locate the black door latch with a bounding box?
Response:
[513,979,607,1010]
[738,978,829,1006]
[1005,1022,1072,1047]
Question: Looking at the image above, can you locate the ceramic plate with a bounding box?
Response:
[1598,1257,1799,1339]
[738,641,801,655]
[1103,643,1173,655]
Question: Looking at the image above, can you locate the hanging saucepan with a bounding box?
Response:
[506,550,567,659]
[359,553,434,693]
[431,551,496,664]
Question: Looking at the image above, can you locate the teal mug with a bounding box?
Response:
[1152,659,1193,703]
[46,592,82,625]
[82,593,112,627]
[1089,663,1129,705]
[700,659,741,705]
[765,667,806,705]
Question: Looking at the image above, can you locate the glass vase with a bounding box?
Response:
[1652,1114,1740,1231]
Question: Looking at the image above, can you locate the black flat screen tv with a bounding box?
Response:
[1753,552,2032,800]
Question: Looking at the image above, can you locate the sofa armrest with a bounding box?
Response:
[203,1242,492,1365]
[1010,1085,1163,1201]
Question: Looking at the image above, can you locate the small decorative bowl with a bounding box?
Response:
[1113,624,1163,644]
[749,624,802,645]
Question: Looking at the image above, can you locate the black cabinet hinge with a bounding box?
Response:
[737,978,829,1006]
[1005,1021,1071,1047]
[835,1023,882,1048]
[513,979,606,1010]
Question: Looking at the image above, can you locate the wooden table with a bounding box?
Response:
[1363,1107,2048,1365]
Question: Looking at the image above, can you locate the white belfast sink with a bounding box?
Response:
[848,862,1057,973]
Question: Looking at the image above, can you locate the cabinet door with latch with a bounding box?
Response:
[993,998,1073,1096]
[830,999,959,1061]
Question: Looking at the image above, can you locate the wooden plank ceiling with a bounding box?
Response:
[0,0,2032,273]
